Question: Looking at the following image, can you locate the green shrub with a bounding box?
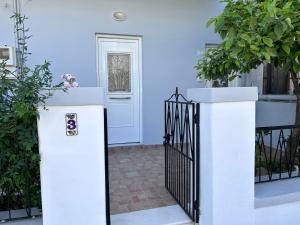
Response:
[0,13,63,213]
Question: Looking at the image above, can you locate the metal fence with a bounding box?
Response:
[256,125,300,183]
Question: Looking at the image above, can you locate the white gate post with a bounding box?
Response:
[37,87,109,225]
[188,87,258,225]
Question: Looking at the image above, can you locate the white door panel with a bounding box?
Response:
[98,37,141,145]
[107,101,133,128]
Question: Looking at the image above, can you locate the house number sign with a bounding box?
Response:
[65,113,78,136]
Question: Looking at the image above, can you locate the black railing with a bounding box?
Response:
[256,125,300,183]
[164,88,200,223]
[0,173,41,221]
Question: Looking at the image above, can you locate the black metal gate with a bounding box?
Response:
[104,108,111,225]
[164,88,200,223]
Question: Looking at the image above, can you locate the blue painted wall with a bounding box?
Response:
[1,0,224,144]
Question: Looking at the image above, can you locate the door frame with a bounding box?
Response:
[96,33,143,145]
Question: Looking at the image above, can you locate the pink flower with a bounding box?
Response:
[71,82,79,87]
[61,73,79,88]
[63,81,71,88]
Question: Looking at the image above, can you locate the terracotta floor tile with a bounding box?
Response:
[108,145,176,214]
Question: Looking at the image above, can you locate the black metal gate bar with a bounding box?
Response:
[104,108,111,225]
[164,88,200,223]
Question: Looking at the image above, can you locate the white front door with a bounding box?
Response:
[97,36,142,145]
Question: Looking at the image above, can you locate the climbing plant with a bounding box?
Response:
[0,13,63,216]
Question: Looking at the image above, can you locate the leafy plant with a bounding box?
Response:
[0,13,63,215]
[196,0,300,123]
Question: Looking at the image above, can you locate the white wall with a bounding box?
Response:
[37,88,108,225]
[256,101,296,127]
[187,88,300,225]
[0,0,224,144]
[188,87,258,225]
[255,202,300,225]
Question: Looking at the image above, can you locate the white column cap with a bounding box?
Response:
[188,87,258,103]
[45,87,105,106]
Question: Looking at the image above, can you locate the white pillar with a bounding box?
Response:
[37,88,109,225]
[188,87,258,225]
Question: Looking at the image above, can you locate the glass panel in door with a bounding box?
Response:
[107,53,131,93]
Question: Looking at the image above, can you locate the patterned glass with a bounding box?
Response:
[108,53,131,92]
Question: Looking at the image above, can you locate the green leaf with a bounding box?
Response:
[237,40,246,47]
[266,47,278,57]
[296,32,300,43]
[262,52,271,63]
[214,17,225,32]
[227,28,236,38]
[241,34,252,44]
[267,2,275,16]
[282,45,290,54]
[262,37,273,47]
[285,18,293,28]
[274,24,284,39]
[206,18,215,27]
[230,47,242,57]
[250,45,260,51]
[225,39,234,50]
[293,64,300,73]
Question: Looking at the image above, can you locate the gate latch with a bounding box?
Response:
[163,134,171,145]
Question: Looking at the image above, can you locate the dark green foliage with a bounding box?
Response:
[196,0,300,80]
[0,13,63,212]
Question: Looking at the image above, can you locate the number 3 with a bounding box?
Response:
[67,120,77,130]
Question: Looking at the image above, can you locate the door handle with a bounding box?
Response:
[109,97,131,100]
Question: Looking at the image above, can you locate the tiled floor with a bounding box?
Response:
[108,145,176,215]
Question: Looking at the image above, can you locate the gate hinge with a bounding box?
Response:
[194,200,200,224]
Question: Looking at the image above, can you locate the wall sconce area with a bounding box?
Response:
[113,11,127,22]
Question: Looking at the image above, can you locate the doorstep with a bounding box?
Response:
[111,205,192,225]
[3,205,192,225]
